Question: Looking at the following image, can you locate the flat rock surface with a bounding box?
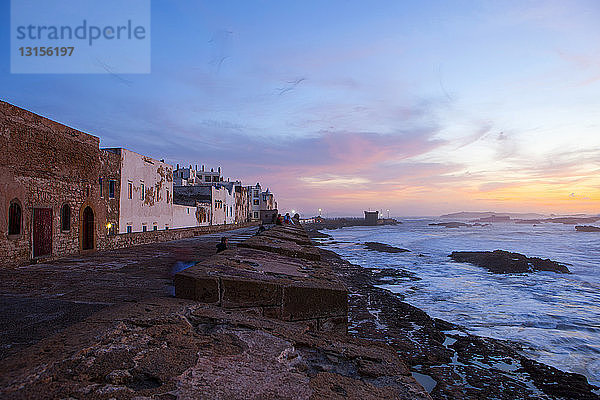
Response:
[449,250,570,274]
[0,227,257,360]
[0,298,431,400]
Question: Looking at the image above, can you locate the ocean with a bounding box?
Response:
[318,219,600,387]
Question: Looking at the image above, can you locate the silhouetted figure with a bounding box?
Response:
[293,213,300,225]
[284,213,292,224]
[216,237,228,253]
[276,214,284,225]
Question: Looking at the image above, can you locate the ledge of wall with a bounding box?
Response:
[174,224,348,333]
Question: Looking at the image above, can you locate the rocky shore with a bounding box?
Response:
[311,231,599,399]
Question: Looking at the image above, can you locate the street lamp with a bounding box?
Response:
[387,209,390,219]
[318,208,322,217]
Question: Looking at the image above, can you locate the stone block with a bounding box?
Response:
[173,273,220,303]
[221,278,282,308]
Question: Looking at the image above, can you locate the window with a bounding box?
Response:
[140,183,145,200]
[166,190,170,203]
[205,176,211,182]
[254,190,259,197]
[153,225,157,231]
[99,177,103,197]
[126,225,132,233]
[253,199,259,205]
[165,225,169,230]
[142,224,147,232]
[187,208,190,214]
[262,194,267,201]
[253,212,259,219]
[8,199,22,235]
[60,204,71,231]
[156,189,160,202]
[109,180,115,199]
[128,182,133,199]
[213,176,219,182]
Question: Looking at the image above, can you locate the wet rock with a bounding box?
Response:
[429,222,472,228]
[449,250,570,274]
[575,225,600,232]
[363,242,410,253]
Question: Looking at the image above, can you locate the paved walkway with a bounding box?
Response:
[0,226,258,360]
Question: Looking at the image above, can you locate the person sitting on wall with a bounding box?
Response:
[284,213,292,224]
[276,214,284,225]
[216,237,228,253]
[293,213,300,224]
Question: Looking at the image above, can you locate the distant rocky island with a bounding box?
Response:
[429,222,490,228]
[449,250,570,274]
[440,211,600,226]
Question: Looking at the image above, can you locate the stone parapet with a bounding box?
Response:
[175,225,348,332]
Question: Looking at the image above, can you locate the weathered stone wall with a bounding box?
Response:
[0,101,112,268]
[98,221,258,251]
[175,225,348,333]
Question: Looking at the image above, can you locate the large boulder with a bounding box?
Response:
[449,250,570,274]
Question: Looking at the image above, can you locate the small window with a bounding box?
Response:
[140,183,145,200]
[8,199,22,235]
[156,190,160,202]
[187,208,190,214]
[99,177,103,197]
[205,176,211,182]
[166,190,170,203]
[109,180,115,199]
[153,225,157,231]
[60,204,71,231]
[253,199,259,205]
[165,225,169,230]
[253,212,258,219]
[142,225,147,232]
[128,182,133,199]
[126,225,132,233]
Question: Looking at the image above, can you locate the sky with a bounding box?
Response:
[1,0,599,216]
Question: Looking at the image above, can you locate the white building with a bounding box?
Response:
[102,148,174,233]
[173,165,223,186]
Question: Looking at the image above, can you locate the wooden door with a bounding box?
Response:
[82,206,94,250]
[33,208,52,258]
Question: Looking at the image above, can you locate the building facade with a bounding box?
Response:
[0,101,117,267]
[103,148,174,233]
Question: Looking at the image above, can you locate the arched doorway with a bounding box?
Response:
[82,206,94,250]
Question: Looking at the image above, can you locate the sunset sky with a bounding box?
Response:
[2,1,599,216]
